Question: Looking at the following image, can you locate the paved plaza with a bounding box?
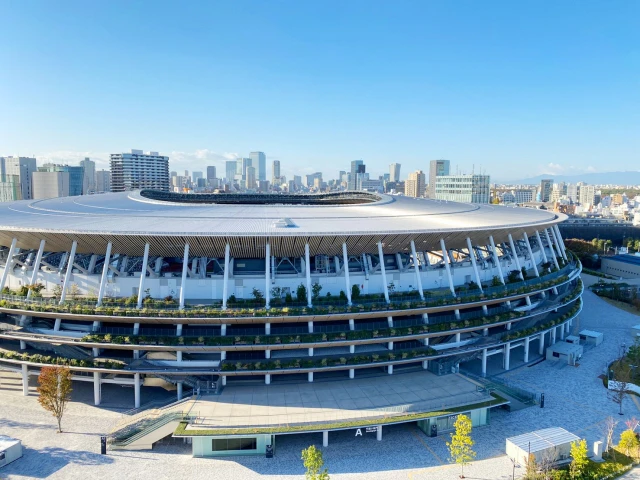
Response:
[1,274,640,479]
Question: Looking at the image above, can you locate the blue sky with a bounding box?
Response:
[1,0,638,182]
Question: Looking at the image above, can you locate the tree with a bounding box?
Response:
[52,284,62,300]
[603,416,619,454]
[301,445,329,480]
[68,283,81,301]
[447,414,476,478]
[351,284,361,300]
[524,453,538,479]
[538,446,559,480]
[609,362,632,415]
[297,283,308,302]
[251,287,264,301]
[569,439,588,480]
[311,283,323,300]
[619,429,640,457]
[37,366,72,433]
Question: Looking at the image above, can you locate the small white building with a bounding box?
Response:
[506,427,580,466]
[565,335,580,345]
[0,436,22,468]
[546,342,584,365]
[579,330,603,346]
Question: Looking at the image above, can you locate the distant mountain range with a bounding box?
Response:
[505,171,640,186]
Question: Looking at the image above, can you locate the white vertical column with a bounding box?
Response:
[179,243,190,309]
[136,243,150,309]
[488,235,505,285]
[177,382,183,400]
[377,425,382,441]
[0,238,17,292]
[96,242,112,306]
[134,373,141,408]
[466,237,483,292]
[410,240,424,300]
[305,243,312,307]
[322,430,329,447]
[544,229,560,270]
[222,243,230,309]
[539,331,545,355]
[524,337,530,363]
[504,343,511,370]
[93,372,101,406]
[507,234,523,280]
[440,238,456,296]
[535,231,548,264]
[342,242,352,306]
[26,239,46,299]
[551,327,556,345]
[59,240,78,304]
[21,364,28,396]
[377,241,390,304]
[551,226,567,261]
[481,349,487,377]
[265,242,271,309]
[554,224,568,259]
[523,233,539,277]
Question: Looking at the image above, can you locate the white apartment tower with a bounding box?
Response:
[389,163,401,183]
[110,149,169,192]
[404,170,426,198]
[80,157,96,194]
[272,160,281,186]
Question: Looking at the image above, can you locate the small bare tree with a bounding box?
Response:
[603,416,619,454]
[538,446,559,480]
[609,362,632,415]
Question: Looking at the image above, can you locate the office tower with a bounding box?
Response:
[434,174,490,203]
[272,160,281,185]
[349,160,365,190]
[551,182,567,203]
[184,170,189,178]
[428,160,450,198]
[250,152,266,181]
[245,166,256,190]
[579,185,596,207]
[207,166,216,183]
[405,170,426,198]
[38,164,84,196]
[539,179,553,203]
[192,171,203,182]
[225,161,237,183]
[80,157,96,194]
[170,171,177,178]
[96,170,111,193]
[32,171,70,199]
[0,156,37,200]
[566,184,579,203]
[197,178,206,188]
[110,149,170,192]
[305,172,322,188]
[390,163,401,183]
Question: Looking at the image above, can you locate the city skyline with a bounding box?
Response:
[1,1,638,182]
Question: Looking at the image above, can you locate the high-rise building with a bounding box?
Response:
[206,166,216,184]
[96,170,111,193]
[306,172,322,188]
[250,152,266,182]
[272,160,281,186]
[293,175,302,187]
[235,158,252,183]
[551,182,567,203]
[225,161,236,183]
[539,179,553,203]
[566,184,579,203]
[0,175,22,202]
[390,163,401,183]
[579,185,596,207]
[405,170,426,198]
[434,174,490,203]
[32,171,70,199]
[245,166,256,190]
[110,149,169,192]
[349,160,365,190]
[192,171,203,183]
[0,156,37,200]
[428,160,450,198]
[39,164,84,196]
[80,158,96,194]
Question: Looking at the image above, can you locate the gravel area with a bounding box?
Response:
[1,276,639,479]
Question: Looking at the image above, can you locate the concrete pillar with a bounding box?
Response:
[544,229,560,270]
[524,337,530,363]
[349,345,355,354]
[455,309,461,320]
[59,240,78,304]
[481,349,488,377]
[26,239,46,300]
[305,243,312,307]
[265,374,271,385]
[522,232,540,278]
[220,351,227,360]
[308,321,313,333]
[265,242,271,309]
[410,240,424,300]
[387,364,393,374]
[92,348,100,357]
[136,243,150,309]
[20,340,26,350]
[176,324,183,336]
[466,237,483,292]
[552,225,567,261]
[377,241,390,304]
[177,351,183,362]
[535,231,548,264]
[221,324,227,336]
[179,243,190,309]
[440,238,456,295]
[566,321,570,334]
[388,342,394,350]
[349,368,355,379]
[342,243,352,306]
[177,382,183,400]
[488,235,505,285]
[349,319,355,330]
[322,430,329,447]
[559,324,565,341]
[134,373,141,408]
[483,328,488,336]
[54,318,61,331]
[422,313,429,324]
[507,234,524,280]
[422,360,429,370]
[387,316,393,328]
[554,224,568,260]
[93,372,101,405]
[309,348,314,357]
[377,425,382,441]
[504,343,511,371]
[92,321,101,332]
[222,243,230,309]
[21,364,28,396]
[221,376,227,386]
[539,331,545,355]
[308,372,314,382]
[96,242,112,307]
[133,323,140,335]
[265,350,271,359]
[265,323,271,335]
[551,327,556,345]
[506,322,512,330]
[0,238,17,292]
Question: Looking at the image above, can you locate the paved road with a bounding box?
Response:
[1,276,639,479]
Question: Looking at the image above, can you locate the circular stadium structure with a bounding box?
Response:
[0,191,582,453]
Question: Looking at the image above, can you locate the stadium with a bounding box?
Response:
[0,191,582,455]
